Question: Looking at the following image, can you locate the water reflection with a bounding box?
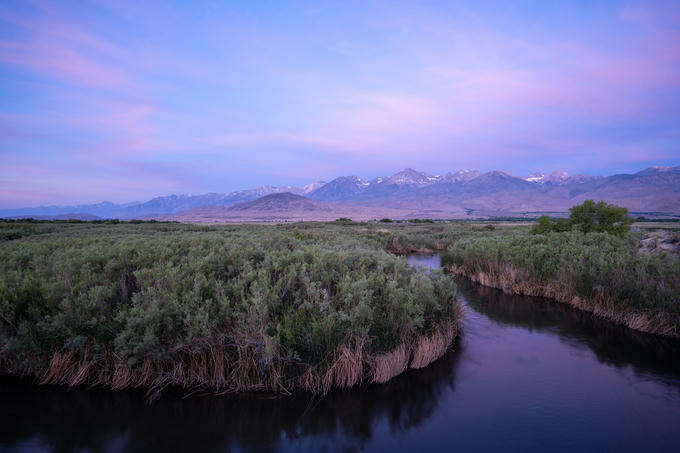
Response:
[407,253,680,390]
[0,347,462,453]
[460,280,680,388]
[1,255,679,452]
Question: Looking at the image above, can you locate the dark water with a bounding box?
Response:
[2,255,680,452]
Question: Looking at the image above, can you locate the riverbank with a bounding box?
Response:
[445,264,676,336]
[1,317,461,396]
[442,231,680,337]
[4,263,680,452]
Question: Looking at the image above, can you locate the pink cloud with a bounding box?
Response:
[329,93,439,132]
[0,4,138,90]
[0,39,129,88]
[0,94,163,159]
[0,156,198,208]
[425,36,679,122]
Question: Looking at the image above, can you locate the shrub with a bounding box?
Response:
[552,218,571,232]
[444,230,680,336]
[531,215,553,234]
[0,222,462,393]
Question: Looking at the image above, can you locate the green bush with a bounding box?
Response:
[0,222,461,385]
[569,200,632,236]
[531,201,632,236]
[443,230,680,321]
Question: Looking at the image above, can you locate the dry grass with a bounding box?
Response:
[324,339,365,389]
[391,237,405,254]
[432,240,448,251]
[371,344,410,384]
[69,350,94,386]
[447,263,678,337]
[8,315,462,396]
[41,351,74,385]
[18,315,462,396]
[410,322,458,369]
[111,355,133,389]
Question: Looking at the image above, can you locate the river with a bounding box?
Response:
[1,254,679,452]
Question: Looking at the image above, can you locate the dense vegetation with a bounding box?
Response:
[2,217,677,397]
[0,222,463,395]
[443,227,680,337]
[532,200,633,236]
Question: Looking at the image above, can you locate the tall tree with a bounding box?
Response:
[569,200,632,236]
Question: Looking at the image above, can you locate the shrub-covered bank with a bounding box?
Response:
[0,223,462,395]
[442,231,680,337]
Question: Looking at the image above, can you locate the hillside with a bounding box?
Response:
[160,193,414,222]
[225,193,331,212]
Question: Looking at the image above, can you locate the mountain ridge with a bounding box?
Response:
[2,166,679,219]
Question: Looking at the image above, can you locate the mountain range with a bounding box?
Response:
[2,166,679,220]
[158,192,411,223]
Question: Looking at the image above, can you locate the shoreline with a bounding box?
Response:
[0,316,462,397]
[445,263,678,338]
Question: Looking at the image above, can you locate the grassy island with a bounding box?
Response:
[442,205,680,337]
[0,222,462,395]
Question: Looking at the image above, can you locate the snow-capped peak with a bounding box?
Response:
[300,181,326,194]
[442,169,482,183]
[524,172,546,183]
[524,171,574,185]
[383,168,439,187]
[549,170,570,180]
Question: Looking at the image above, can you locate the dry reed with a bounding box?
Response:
[5,318,462,396]
[447,263,678,337]
[371,344,409,384]
[410,322,458,369]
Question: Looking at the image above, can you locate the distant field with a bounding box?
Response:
[633,222,680,230]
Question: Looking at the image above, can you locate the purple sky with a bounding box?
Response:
[1,0,679,208]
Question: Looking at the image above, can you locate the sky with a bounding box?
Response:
[1,0,679,208]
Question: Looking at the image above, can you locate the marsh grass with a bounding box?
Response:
[5,219,675,393]
[0,222,464,394]
[443,231,680,337]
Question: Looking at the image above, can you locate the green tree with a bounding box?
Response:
[569,200,598,233]
[531,215,553,234]
[569,200,632,236]
[552,217,571,232]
